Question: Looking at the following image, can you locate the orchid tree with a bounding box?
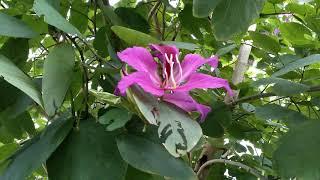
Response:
[0,0,320,179]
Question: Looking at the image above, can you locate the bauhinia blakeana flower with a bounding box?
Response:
[115,44,233,122]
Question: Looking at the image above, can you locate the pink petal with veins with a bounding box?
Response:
[163,91,211,122]
[175,73,234,97]
[116,71,164,96]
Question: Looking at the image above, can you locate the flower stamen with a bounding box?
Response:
[175,54,183,81]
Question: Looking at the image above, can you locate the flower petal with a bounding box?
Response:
[163,91,211,122]
[207,56,219,69]
[149,44,179,61]
[180,54,219,81]
[175,73,234,97]
[116,71,164,96]
[117,46,160,83]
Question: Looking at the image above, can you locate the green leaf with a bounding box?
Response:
[305,15,320,35]
[115,7,150,34]
[274,121,320,179]
[99,108,132,131]
[255,104,309,127]
[0,82,33,117]
[0,55,43,107]
[90,89,121,105]
[69,0,89,33]
[179,4,211,40]
[279,22,313,46]
[0,38,29,69]
[42,44,75,117]
[211,0,265,40]
[99,5,124,26]
[162,41,199,50]
[0,115,73,180]
[129,86,159,125]
[272,54,320,77]
[0,111,35,139]
[47,119,127,180]
[0,12,38,38]
[125,165,164,180]
[216,44,237,56]
[241,103,255,113]
[193,0,222,18]
[253,77,310,96]
[116,134,196,179]
[93,26,109,57]
[285,3,316,16]
[157,102,203,157]
[111,26,159,46]
[249,31,281,54]
[33,0,81,36]
[129,87,202,157]
[201,117,224,138]
[201,102,232,138]
[0,143,19,162]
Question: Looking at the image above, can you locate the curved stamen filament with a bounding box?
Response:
[169,56,176,88]
[175,54,183,81]
[164,53,177,88]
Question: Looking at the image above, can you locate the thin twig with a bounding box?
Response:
[290,97,301,112]
[76,37,119,69]
[148,1,161,22]
[162,4,166,40]
[66,34,89,118]
[197,159,267,180]
[93,0,98,34]
[232,85,320,105]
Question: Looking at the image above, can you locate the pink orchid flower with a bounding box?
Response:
[116,44,233,122]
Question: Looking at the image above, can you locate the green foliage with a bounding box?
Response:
[0,38,29,69]
[274,121,320,179]
[0,12,37,38]
[0,115,73,180]
[201,102,232,138]
[272,54,320,77]
[255,104,309,127]
[253,77,310,96]
[47,119,127,180]
[193,0,222,18]
[99,108,132,131]
[33,0,81,36]
[0,55,43,107]
[249,31,281,54]
[111,26,159,46]
[129,86,202,157]
[0,0,320,179]
[42,43,75,117]
[279,22,313,46]
[211,0,265,40]
[116,134,196,179]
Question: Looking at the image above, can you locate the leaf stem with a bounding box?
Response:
[196,159,267,180]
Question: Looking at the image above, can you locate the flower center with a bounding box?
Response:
[161,53,183,89]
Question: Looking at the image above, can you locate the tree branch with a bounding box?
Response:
[225,24,256,104]
[231,85,320,105]
[66,34,89,118]
[197,159,267,180]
